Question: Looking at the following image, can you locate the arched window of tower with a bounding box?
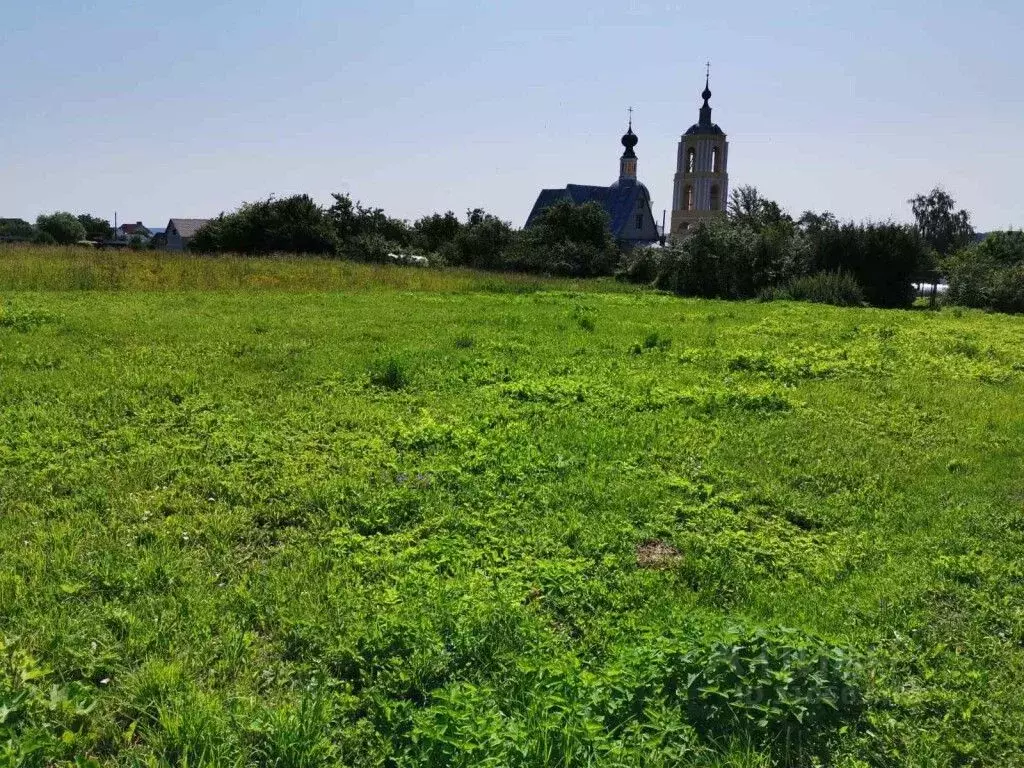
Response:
[710,185,721,211]
[684,185,694,211]
[711,147,720,173]
[686,148,696,173]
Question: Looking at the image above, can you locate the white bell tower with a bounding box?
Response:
[670,67,729,236]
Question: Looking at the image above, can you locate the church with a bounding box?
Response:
[525,72,729,246]
[524,115,661,249]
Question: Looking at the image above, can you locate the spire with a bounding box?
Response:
[619,110,638,182]
[621,108,638,158]
[698,63,713,129]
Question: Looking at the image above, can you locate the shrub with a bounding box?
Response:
[765,271,865,306]
[0,218,35,240]
[447,213,515,270]
[403,624,864,765]
[327,192,412,249]
[516,200,620,277]
[36,212,87,245]
[809,222,925,308]
[945,231,1024,313]
[666,625,865,749]
[617,244,663,285]
[191,195,338,255]
[370,357,409,390]
[413,211,462,253]
[652,220,761,298]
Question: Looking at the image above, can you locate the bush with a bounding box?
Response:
[651,220,759,298]
[516,200,619,277]
[447,214,515,270]
[0,218,35,240]
[36,212,87,245]
[192,195,338,255]
[945,231,1024,313]
[764,271,865,306]
[370,357,409,390]
[809,222,925,308]
[617,244,663,285]
[666,626,865,749]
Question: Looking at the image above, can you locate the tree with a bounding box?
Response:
[413,211,462,253]
[908,187,974,257]
[327,193,411,251]
[810,222,926,308]
[0,218,35,240]
[515,200,619,276]
[76,214,113,240]
[945,231,1024,313]
[189,195,337,255]
[448,211,514,270]
[727,185,792,232]
[797,210,839,236]
[36,212,87,245]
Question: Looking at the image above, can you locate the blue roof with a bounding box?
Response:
[525,179,657,244]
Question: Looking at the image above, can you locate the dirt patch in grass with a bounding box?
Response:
[636,539,683,569]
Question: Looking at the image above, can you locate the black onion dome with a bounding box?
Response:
[621,125,638,150]
[620,123,638,158]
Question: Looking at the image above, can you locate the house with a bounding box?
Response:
[525,120,661,249]
[116,222,151,240]
[165,218,210,251]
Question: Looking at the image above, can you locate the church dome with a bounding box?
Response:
[609,179,649,195]
[620,122,638,158]
[685,122,724,136]
[621,125,638,150]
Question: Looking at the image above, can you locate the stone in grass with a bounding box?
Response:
[636,539,683,569]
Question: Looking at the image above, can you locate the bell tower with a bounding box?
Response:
[670,67,729,236]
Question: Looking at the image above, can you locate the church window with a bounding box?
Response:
[710,185,721,211]
[712,146,720,173]
[686,148,696,173]
[636,214,643,228]
[684,185,694,211]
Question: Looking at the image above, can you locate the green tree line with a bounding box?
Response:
[7,185,1020,312]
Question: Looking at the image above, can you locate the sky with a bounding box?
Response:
[2,0,1022,232]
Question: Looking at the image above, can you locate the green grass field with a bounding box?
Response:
[3,247,1024,766]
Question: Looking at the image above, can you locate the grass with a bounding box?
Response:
[0,244,639,294]
[2,246,1024,765]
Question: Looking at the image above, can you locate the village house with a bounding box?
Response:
[165,218,210,251]
[116,221,151,240]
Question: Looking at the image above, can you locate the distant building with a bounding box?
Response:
[116,222,151,240]
[670,73,729,236]
[165,218,210,251]
[525,120,661,249]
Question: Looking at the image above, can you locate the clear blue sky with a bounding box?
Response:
[2,0,1021,231]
